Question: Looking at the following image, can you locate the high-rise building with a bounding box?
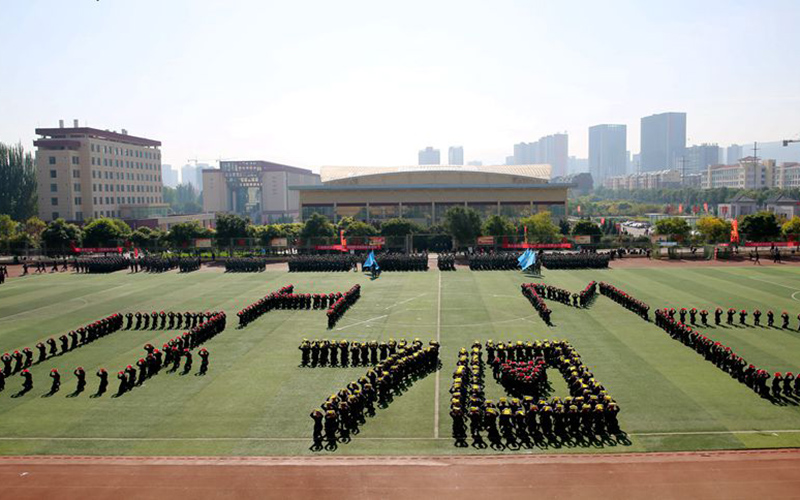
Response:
[640,112,687,171]
[684,144,721,175]
[568,156,589,174]
[588,124,627,183]
[726,144,743,164]
[418,147,440,165]
[448,146,464,166]
[537,133,569,178]
[513,142,537,165]
[161,164,179,188]
[34,121,166,222]
[181,163,208,190]
[203,160,320,223]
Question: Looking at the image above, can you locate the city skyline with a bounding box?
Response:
[1,0,799,171]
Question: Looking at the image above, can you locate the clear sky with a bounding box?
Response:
[1,0,799,171]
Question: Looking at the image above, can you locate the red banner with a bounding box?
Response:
[314,244,383,251]
[502,243,572,249]
[477,236,495,245]
[744,242,800,247]
[73,247,123,254]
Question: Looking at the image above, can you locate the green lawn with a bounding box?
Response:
[2,265,800,456]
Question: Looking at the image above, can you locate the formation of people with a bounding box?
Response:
[327,285,361,328]
[237,284,296,326]
[449,340,620,447]
[124,311,212,330]
[115,312,224,395]
[370,253,428,272]
[310,339,439,448]
[178,257,202,273]
[288,254,358,272]
[653,309,788,398]
[299,338,409,367]
[224,257,268,273]
[599,282,650,320]
[437,253,456,271]
[525,281,597,308]
[138,256,179,273]
[21,258,70,275]
[665,306,800,330]
[469,251,541,272]
[73,257,129,274]
[1,314,123,380]
[521,284,552,325]
[541,252,610,270]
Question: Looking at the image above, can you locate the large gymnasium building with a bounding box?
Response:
[291,165,570,227]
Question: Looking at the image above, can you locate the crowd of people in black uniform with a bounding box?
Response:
[224,257,268,272]
[437,253,456,271]
[1,314,124,395]
[310,339,439,449]
[288,254,358,272]
[124,311,212,330]
[73,256,129,274]
[541,252,610,270]
[521,283,552,325]
[236,284,361,329]
[373,253,428,272]
[599,282,650,320]
[114,312,224,396]
[468,251,542,272]
[300,338,411,367]
[178,257,202,273]
[525,282,597,308]
[137,256,179,273]
[449,340,621,448]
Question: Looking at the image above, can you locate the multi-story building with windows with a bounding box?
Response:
[34,121,166,222]
[701,158,775,189]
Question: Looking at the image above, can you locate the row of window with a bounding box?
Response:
[91,169,160,182]
[91,157,159,171]
[90,143,160,160]
[47,157,80,166]
[92,196,158,205]
[92,183,159,194]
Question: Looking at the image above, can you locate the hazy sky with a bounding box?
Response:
[1,0,799,171]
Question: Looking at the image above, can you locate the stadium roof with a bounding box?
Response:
[319,164,551,183]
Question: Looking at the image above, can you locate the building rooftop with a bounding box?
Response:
[290,183,573,192]
[319,164,551,183]
[35,127,161,147]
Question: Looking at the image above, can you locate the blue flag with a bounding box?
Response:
[364,251,379,270]
[521,250,537,271]
[517,249,531,267]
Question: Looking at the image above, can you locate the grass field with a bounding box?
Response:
[2,264,800,456]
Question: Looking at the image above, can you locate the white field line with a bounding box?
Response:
[334,314,388,331]
[0,284,129,323]
[384,293,427,310]
[434,270,442,439]
[2,429,800,442]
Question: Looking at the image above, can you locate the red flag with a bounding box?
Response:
[577,205,581,213]
[600,217,606,225]
[731,219,740,244]
[340,230,346,246]
[678,203,683,213]
[524,225,528,240]
[703,202,708,212]
[134,248,139,258]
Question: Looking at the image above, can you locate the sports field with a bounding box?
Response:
[2,263,800,457]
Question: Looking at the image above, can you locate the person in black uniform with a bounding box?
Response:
[74,367,86,393]
[49,368,61,394]
[96,368,109,396]
[198,348,209,375]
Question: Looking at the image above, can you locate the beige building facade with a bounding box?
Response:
[203,161,320,223]
[35,121,166,222]
[292,165,569,227]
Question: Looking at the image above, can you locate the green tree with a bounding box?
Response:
[82,218,129,247]
[300,213,336,239]
[443,206,482,247]
[41,218,82,252]
[696,216,731,243]
[169,222,206,247]
[0,143,37,220]
[482,214,515,237]
[276,223,303,238]
[215,213,251,244]
[344,220,378,237]
[380,218,423,237]
[782,216,800,239]
[740,211,781,242]
[0,214,17,239]
[519,212,560,243]
[572,219,601,236]
[252,224,282,245]
[129,227,154,248]
[654,217,691,241]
